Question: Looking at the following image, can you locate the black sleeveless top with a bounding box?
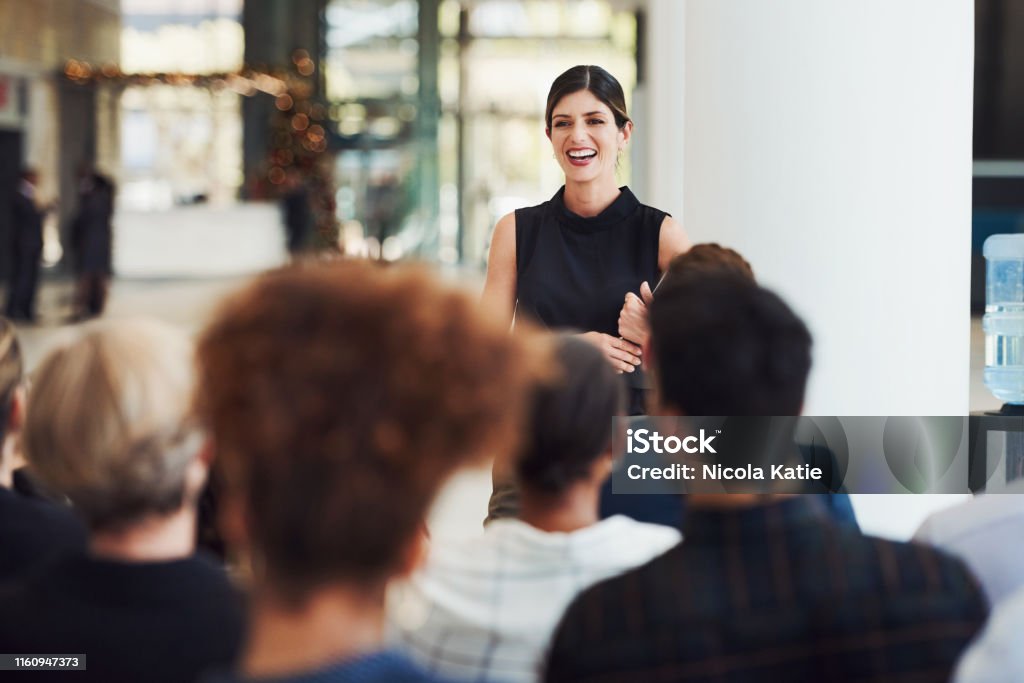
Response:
[514,185,665,336]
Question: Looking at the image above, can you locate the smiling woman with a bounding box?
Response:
[481,64,690,415]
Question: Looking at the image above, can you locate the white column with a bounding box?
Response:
[638,0,686,220]
[642,0,975,537]
[681,0,973,417]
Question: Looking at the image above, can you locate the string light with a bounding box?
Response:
[275,94,294,111]
[61,55,340,252]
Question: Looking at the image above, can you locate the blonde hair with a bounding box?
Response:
[24,318,202,530]
[0,317,23,448]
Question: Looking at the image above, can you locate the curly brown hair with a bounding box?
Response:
[666,243,755,284]
[196,260,548,598]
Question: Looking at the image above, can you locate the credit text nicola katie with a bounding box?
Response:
[626,463,824,481]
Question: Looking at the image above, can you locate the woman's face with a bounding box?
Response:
[547,89,631,185]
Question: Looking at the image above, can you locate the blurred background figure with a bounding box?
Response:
[4,169,50,324]
[364,172,403,254]
[70,166,116,321]
[280,168,312,256]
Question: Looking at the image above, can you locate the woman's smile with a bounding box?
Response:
[566,147,598,166]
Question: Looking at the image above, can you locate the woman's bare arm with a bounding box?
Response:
[480,212,518,329]
[658,215,691,272]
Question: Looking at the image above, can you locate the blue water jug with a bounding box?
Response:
[984,235,1024,404]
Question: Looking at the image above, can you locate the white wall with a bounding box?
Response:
[681,0,974,417]
[640,0,686,221]
[642,0,975,537]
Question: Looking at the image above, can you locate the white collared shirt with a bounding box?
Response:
[955,584,1024,682]
[914,480,1024,607]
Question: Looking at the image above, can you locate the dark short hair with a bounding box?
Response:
[650,275,812,416]
[0,318,23,448]
[545,65,631,131]
[665,243,755,284]
[516,336,624,496]
[197,261,547,600]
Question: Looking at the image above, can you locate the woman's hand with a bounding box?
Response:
[617,281,655,348]
[579,332,642,373]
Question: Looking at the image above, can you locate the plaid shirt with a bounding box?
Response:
[389,517,680,683]
[544,497,988,683]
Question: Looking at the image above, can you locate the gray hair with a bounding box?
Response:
[24,318,202,530]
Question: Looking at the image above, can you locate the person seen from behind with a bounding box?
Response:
[391,335,680,683]
[0,319,245,683]
[196,261,546,683]
[0,317,85,584]
[545,274,988,683]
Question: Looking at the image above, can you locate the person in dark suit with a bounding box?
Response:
[4,169,46,323]
[70,168,115,320]
[281,170,312,256]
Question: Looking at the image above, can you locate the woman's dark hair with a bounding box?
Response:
[545,65,631,131]
[516,336,625,496]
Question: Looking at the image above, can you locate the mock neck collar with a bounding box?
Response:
[552,185,639,232]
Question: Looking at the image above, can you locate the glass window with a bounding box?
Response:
[117,0,245,208]
[323,0,637,264]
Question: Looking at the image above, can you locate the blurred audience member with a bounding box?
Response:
[4,169,51,323]
[604,243,857,529]
[70,167,115,320]
[196,262,544,683]
[0,319,244,682]
[954,583,1024,682]
[592,243,756,527]
[391,336,679,683]
[915,481,1024,606]
[0,317,85,583]
[545,275,987,683]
